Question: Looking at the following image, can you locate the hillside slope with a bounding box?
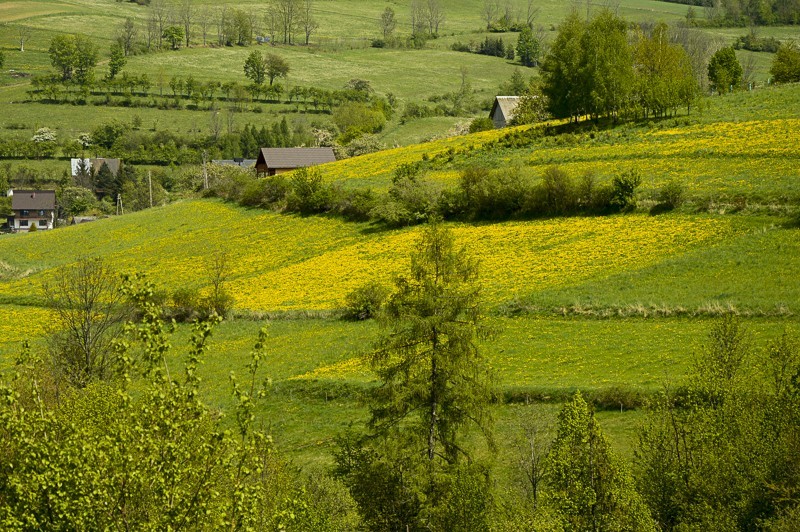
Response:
[1,199,796,313]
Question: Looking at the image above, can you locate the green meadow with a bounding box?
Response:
[1,0,799,502]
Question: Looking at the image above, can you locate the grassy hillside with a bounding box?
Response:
[313,84,800,205]
[0,0,793,149]
[2,199,790,312]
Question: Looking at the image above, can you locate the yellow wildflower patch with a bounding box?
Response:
[0,200,737,313]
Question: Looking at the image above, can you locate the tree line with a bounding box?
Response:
[114,0,319,53]
[672,0,800,26]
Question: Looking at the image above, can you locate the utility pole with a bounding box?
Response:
[148,170,153,208]
[202,150,209,189]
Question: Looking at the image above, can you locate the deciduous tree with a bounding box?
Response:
[707,46,743,94]
[243,50,266,86]
[42,259,130,388]
[107,42,126,80]
[265,52,289,85]
[516,26,540,67]
[380,7,397,39]
[770,41,800,83]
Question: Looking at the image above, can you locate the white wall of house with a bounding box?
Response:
[12,211,54,231]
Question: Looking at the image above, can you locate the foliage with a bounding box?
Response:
[633,23,699,117]
[516,27,541,67]
[343,280,390,320]
[549,393,655,530]
[510,84,551,125]
[243,50,267,86]
[286,167,331,214]
[380,7,397,39]
[635,318,800,531]
[60,186,98,216]
[708,47,743,94]
[107,42,127,81]
[336,221,495,530]
[610,170,643,212]
[540,11,586,121]
[333,101,387,142]
[770,42,800,84]
[41,258,130,388]
[48,34,98,85]
[265,53,290,86]
[0,277,360,529]
[469,116,495,133]
[657,180,686,211]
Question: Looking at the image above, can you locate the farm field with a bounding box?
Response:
[1,1,800,525]
[1,199,794,313]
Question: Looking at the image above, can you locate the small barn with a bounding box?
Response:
[7,189,56,232]
[490,96,521,128]
[255,148,336,176]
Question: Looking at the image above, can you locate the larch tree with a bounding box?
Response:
[335,220,496,530]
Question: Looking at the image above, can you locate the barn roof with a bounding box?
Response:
[256,148,336,170]
[10,190,56,211]
[490,96,521,121]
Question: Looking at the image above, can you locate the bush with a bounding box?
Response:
[540,166,577,215]
[343,281,390,320]
[610,170,642,212]
[458,166,530,220]
[331,187,379,222]
[468,117,495,133]
[370,168,441,227]
[657,179,686,211]
[170,286,202,322]
[286,167,332,215]
[28,222,38,232]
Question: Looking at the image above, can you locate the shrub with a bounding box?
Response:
[657,179,686,211]
[286,168,331,215]
[468,117,495,133]
[770,42,800,84]
[343,281,390,320]
[370,168,442,227]
[459,166,530,219]
[540,166,577,215]
[610,170,642,212]
[170,286,201,322]
[331,188,379,222]
[28,222,38,232]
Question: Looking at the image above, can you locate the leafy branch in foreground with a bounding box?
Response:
[0,275,358,530]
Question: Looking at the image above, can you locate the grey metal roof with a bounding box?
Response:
[11,190,56,211]
[257,148,336,170]
[211,159,257,168]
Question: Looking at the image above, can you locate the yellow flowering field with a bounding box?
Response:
[315,124,532,187]
[528,119,800,196]
[0,199,738,312]
[0,305,51,361]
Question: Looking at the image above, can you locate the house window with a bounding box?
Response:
[19,220,28,227]
[38,210,46,216]
[40,220,48,227]
[21,210,29,217]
